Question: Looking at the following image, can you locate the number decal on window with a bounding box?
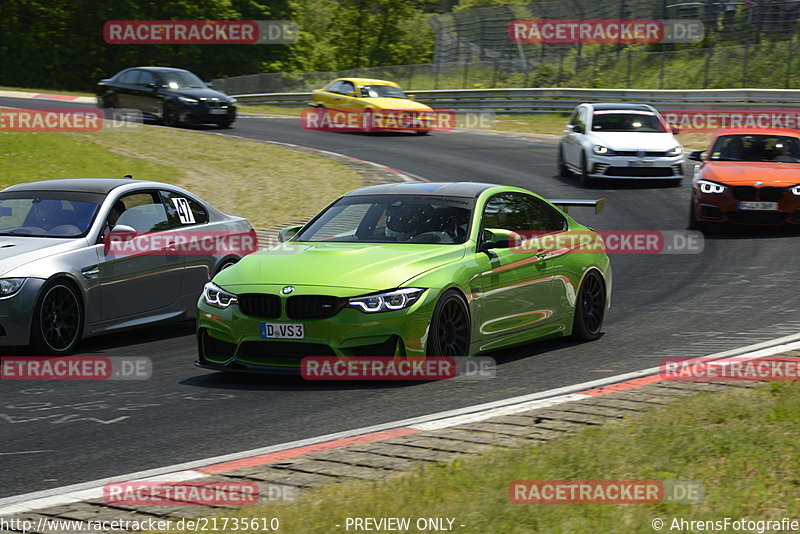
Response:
[172,197,195,224]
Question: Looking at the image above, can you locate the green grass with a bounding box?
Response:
[239,104,304,117]
[0,127,361,228]
[0,85,94,97]
[169,382,800,533]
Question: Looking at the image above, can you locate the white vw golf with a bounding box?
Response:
[558,103,685,187]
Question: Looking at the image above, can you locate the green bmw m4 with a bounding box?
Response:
[196,182,611,373]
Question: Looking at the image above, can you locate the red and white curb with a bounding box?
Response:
[2,332,799,516]
[0,90,95,104]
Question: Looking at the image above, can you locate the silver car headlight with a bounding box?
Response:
[666,146,683,157]
[348,288,426,313]
[592,145,615,156]
[203,282,238,308]
[0,278,25,297]
[178,96,199,104]
[697,180,727,194]
[790,185,800,196]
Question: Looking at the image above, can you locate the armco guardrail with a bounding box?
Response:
[233,88,800,115]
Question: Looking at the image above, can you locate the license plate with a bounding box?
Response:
[738,201,779,211]
[628,160,654,167]
[260,323,305,339]
[209,108,228,115]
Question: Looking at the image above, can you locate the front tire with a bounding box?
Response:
[162,103,180,127]
[427,289,470,356]
[579,152,594,187]
[557,144,570,177]
[31,280,83,355]
[572,271,605,341]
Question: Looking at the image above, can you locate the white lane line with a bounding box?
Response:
[1,332,799,515]
[0,451,53,456]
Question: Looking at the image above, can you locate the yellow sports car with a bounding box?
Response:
[309,78,437,134]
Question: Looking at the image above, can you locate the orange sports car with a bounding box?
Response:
[688,128,800,231]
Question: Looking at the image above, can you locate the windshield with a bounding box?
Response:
[297,195,472,244]
[0,192,102,238]
[591,112,667,133]
[710,134,800,163]
[359,84,407,99]
[158,71,206,89]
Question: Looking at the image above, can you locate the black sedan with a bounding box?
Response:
[96,67,237,128]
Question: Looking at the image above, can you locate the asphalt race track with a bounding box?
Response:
[2,97,800,498]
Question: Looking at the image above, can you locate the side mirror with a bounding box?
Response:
[571,124,583,134]
[478,228,521,253]
[408,94,416,100]
[146,82,157,89]
[278,225,302,243]
[103,224,137,253]
[671,126,681,134]
[688,150,706,162]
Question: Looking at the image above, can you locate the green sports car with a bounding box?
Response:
[196,182,611,373]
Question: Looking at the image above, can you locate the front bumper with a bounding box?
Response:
[179,104,236,124]
[0,278,46,346]
[195,285,439,373]
[693,189,800,225]
[587,154,685,179]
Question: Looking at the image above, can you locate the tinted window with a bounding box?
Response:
[134,70,155,86]
[161,191,209,226]
[157,70,205,89]
[591,111,666,132]
[326,80,345,93]
[710,134,800,162]
[521,196,566,234]
[116,70,138,84]
[297,195,472,244]
[481,194,532,233]
[112,192,171,234]
[339,81,355,95]
[359,85,406,98]
[0,192,102,238]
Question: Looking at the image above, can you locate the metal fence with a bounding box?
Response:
[233,87,800,115]
[212,39,800,94]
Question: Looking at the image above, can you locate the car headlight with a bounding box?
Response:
[697,180,727,194]
[348,288,426,313]
[0,278,25,297]
[202,282,238,308]
[178,96,199,104]
[592,145,615,156]
[666,146,683,157]
[791,185,800,196]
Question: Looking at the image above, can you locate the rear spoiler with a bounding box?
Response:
[550,198,606,215]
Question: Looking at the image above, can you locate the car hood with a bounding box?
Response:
[700,162,800,185]
[215,242,466,292]
[169,87,232,101]
[361,98,433,111]
[587,132,680,151]
[0,237,88,276]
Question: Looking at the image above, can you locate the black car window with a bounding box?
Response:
[160,190,209,226]
[573,107,587,132]
[520,195,567,234]
[116,70,138,84]
[111,191,171,234]
[481,193,532,233]
[134,70,155,86]
[567,108,579,126]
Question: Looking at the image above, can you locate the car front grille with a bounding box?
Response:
[604,166,676,177]
[204,100,227,108]
[238,341,336,362]
[287,295,346,319]
[238,294,281,318]
[732,186,785,201]
[614,150,669,157]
